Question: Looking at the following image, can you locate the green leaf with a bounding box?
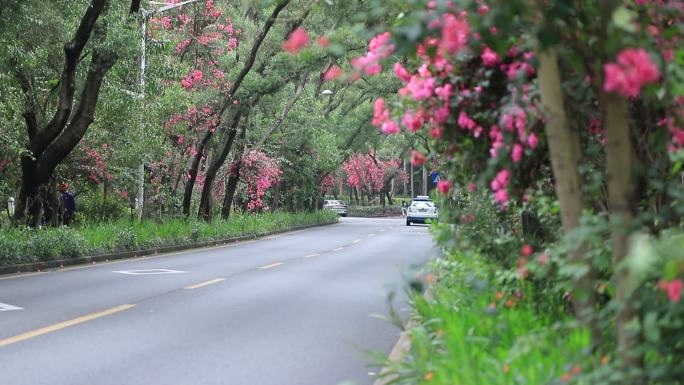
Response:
[612,7,636,33]
[643,311,661,343]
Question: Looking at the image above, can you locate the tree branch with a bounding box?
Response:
[36,50,118,182]
[256,74,309,147]
[39,0,108,157]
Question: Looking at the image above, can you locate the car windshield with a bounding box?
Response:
[411,200,435,207]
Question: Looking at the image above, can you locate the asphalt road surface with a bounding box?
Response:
[0,217,435,385]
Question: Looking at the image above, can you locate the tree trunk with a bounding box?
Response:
[538,49,600,345]
[222,163,241,220]
[422,166,428,195]
[272,179,281,210]
[602,91,640,372]
[182,131,212,216]
[198,111,244,221]
[221,124,248,220]
[101,178,108,221]
[14,0,114,227]
[410,162,414,198]
[183,0,291,215]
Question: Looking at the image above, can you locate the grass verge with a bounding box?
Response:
[375,252,593,385]
[0,210,338,267]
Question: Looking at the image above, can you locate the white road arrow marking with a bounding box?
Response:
[0,302,24,311]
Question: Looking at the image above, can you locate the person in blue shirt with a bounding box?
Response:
[58,183,77,226]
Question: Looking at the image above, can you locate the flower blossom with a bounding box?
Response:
[372,98,390,127]
[603,48,660,97]
[316,36,329,48]
[381,120,400,134]
[437,180,451,195]
[658,279,683,302]
[481,46,500,67]
[411,150,427,166]
[282,27,309,54]
[490,169,510,204]
[394,63,411,82]
[323,65,344,81]
[441,14,469,54]
[181,69,204,89]
[351,32,395,76]
[402,109,425,132]
[511,143,523,163]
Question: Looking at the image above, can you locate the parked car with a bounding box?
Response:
[323,199,348,217]
[406,196,438,226]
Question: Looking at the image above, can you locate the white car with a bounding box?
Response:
[406,196,438,226]
[323,199,348,216]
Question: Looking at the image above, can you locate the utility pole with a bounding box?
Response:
[422,166,428,196]
[136,0,203,220]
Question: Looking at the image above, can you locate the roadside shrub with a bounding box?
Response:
[0,210,338,267]
[114,227,137,251]
[377,252,592,385]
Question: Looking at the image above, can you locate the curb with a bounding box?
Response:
[372,288,432,385]
[372,319,417,385]
[0,220,337,276]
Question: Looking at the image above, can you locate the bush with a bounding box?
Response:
[0,210,338,267]
[377,252,592,385]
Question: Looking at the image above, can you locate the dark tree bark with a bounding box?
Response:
[129,0,141,14]
[221,124,248,219]
[182,0,291,216]
[15,0,116,226]
[198,110,244,221]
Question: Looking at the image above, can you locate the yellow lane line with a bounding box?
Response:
[352,239,361,244]
[184,278,225,290]
[303,253,320,258]
[0,304,135,347]
[333,247,344,252]
[259,262,284,269]
[0,271,47,281]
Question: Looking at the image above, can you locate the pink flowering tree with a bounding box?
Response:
[232,150,282,212]
[340,153,407,205]
[357,0,684,377]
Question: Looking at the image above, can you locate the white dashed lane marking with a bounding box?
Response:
[259,262,284,270]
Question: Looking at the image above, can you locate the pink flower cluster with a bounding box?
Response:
[282,27,310,54]
[342,154,406,192]
[351,32,395,76]
[371,98,400,134]
[604,48,660,97]
[490,169,510,204]
[239,150,282,212]
[181,69,204,89]
[481,46,500,67]
[658,279,683,302]
[411,150,427,166]
[323,65,343,81]
[440,13,469,55]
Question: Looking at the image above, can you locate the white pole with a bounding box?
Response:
[136,14,147,221]
[136,0,202,221]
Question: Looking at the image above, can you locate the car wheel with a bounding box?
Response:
[406,219,411,226]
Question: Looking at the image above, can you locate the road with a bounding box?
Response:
[0,217,434,385]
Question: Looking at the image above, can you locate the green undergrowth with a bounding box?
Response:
[0,210,338,267]
[376,252,594,385]
[348,205,402,217]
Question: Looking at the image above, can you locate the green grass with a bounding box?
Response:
[0,210,338,267]
[377,254,593,385]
